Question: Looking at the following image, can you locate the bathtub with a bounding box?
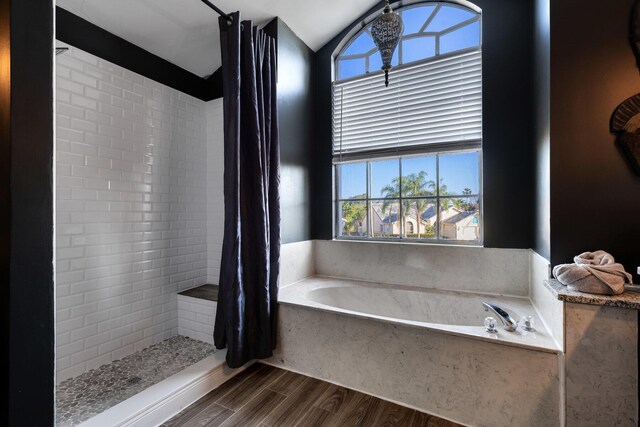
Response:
[270,275,562,426]
[279,276,558,352]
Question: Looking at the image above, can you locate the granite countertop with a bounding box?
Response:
[178,284,219,301]
[544,279,640,310]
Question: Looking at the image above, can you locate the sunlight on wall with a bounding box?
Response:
[278,47,306,98]
[0,26,9,95]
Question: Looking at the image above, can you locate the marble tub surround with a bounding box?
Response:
[271,243,639,425]
[280,276,559,353]
[269,303,561,427]
[530,252,563,350]
[315,240,530,296]
[564,302,638,426]
[55,336,215,427]
[544,279,640,309]
[280,240,315,287]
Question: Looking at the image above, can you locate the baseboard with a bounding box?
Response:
[77,349,251,427]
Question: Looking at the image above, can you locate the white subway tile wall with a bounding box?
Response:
[55,45,216,382]
[177,295,217,345]
[206,100,224,284]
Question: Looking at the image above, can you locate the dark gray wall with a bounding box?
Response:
[533,0,551,260]
[1,0,9,417]
[311,0,536,249]
[265,18,315,244]
[550,0,640,280]
[7,0,55,424]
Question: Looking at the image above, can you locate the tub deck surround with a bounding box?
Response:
[280,276,560,354]
[269,303,561,427]
[314,240,531,296]
[529,252,563,351]
[544,278,640,309]
[273,242,638,425]
[279,240,316,286]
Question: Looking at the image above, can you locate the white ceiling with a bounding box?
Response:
[57,0,379,77]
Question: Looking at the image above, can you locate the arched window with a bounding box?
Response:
[334,1,482,244]
[335,3,481,80]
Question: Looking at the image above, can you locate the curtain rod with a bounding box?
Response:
[199,0,233,23]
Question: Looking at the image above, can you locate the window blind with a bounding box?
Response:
[332,49,482,160]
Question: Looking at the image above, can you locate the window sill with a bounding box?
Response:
[332,236,483,248]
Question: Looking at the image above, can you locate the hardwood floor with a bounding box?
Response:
[162,363,462,427]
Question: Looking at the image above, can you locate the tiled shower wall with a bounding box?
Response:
[206,100,224,284]
[55,45,212,382]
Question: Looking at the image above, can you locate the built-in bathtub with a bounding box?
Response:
[280,276,558,353]
[273,240,638,426]
[269,273,563,427]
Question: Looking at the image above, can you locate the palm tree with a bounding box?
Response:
[453,188,475,211]
[438,179,448,197]
[452,198,465,210]
[381,171,435,237]
[380,179,403,236]
[403,172,435,237]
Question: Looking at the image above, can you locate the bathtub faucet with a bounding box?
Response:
[482,302,518,332]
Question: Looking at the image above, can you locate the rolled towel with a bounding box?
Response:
[552,250,633,295]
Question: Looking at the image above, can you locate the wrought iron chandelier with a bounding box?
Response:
[370,0,403,87]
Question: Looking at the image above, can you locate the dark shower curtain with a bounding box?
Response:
[214,12,281,368]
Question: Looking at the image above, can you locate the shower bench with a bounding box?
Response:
[177,284,219,345]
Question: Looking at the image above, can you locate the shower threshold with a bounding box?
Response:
[55,336,243,427]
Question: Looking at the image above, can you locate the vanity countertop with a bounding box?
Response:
[544,279,640,310]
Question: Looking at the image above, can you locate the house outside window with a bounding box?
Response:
[333,1,482,244]
[406,221,414,234]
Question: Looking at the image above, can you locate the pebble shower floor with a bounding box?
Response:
[55,336,216,426]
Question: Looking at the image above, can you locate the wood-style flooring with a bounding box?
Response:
[162,363,462,427]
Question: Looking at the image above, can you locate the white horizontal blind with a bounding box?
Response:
[333,49,482,159]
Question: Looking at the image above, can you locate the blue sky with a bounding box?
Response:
[339,151,480,199]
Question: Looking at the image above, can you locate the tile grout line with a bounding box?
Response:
[189,396,238,424]
[264,368,310,397]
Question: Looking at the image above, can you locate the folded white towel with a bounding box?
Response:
[552,250,633,295]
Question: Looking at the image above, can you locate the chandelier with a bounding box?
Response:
[370,0,404,87]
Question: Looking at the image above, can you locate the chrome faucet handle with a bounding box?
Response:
[482,302,518,332]
[484,316,498,333]
[520,315,536,332]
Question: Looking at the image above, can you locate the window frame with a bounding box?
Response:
[333,149,483,245]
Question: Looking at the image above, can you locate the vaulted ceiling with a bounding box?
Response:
[56,0,379,77]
